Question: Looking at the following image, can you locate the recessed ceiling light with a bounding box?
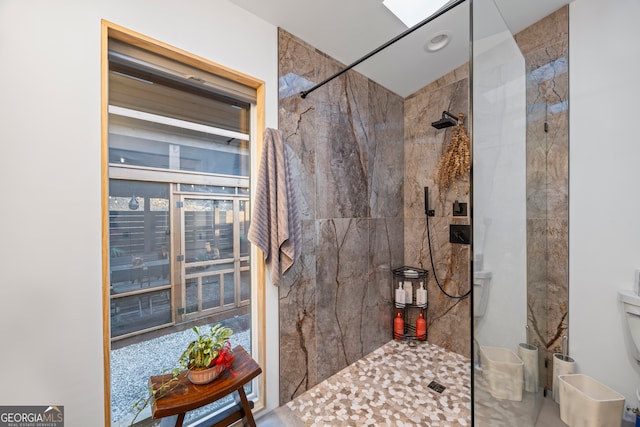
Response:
[382,0,450,28]
[424,31,451,52]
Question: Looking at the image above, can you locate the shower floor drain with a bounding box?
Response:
[427,380,446,393]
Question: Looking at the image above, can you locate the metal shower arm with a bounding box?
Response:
[441,111,460,124]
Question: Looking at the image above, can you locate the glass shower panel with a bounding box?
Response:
[473,0,539,425]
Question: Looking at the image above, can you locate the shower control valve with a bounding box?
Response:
[453,201,467,216]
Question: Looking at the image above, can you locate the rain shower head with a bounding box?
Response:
[431,111,459,129]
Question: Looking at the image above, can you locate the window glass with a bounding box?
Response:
[109,114,249,176]
[106,37,255,427]
[240,200,250,257]
[109,180,171,338]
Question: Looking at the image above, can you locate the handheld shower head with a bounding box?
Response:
[431,111,459,129]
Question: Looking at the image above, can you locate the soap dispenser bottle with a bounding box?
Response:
[416,312,426,340]
[416,282,427,307]
[404,280,413,305]
[395,282,405,308]
[394,311,405,340]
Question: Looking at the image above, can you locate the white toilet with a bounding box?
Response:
[474,271,492,318]
[619,289,640,361]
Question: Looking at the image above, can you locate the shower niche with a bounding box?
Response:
[392,266,428,342]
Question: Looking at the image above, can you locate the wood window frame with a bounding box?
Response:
[100,20,266,426]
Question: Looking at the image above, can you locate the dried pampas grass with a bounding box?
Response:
[434,113,470,199]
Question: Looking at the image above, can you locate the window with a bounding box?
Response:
[101,22,265,426]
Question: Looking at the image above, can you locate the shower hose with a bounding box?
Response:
[425,210,471,299]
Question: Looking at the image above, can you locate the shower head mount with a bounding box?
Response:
[431,111,459,129]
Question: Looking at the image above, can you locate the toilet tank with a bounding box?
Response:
[619,289,640,361]
[474,271,492,318]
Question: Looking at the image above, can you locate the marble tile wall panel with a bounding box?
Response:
[516,6,569,390]
[513,6,568,55]
[404,71,471,358]
[544,217,569,389]
[526,219,548,345]
[278,219,318,403]
[366,218,405,352]
[525,91,549,221]
[525,46,568,220]
[315,218,371,381]
[404,217,471,355]
[368,82,405,219]
[315,71,370,219]
[278,29,404,404]
[278,33,318,222]
[546,111,569,219]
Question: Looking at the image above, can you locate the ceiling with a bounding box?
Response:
[230,0,571,98]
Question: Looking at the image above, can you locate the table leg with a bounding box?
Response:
[235,387,256,427]
[175,413,185,427]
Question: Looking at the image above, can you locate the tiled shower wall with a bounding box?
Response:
[277,28,473,403]
[403,64,471,358]
[515,6,569,389]
[277,29,405,404]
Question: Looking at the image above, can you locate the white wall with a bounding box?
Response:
[0,1,279,425]
[570,0,640,407]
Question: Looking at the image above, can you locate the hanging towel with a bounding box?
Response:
[248,128,301,285]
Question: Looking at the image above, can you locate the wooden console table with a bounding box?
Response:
[150,345,261,427]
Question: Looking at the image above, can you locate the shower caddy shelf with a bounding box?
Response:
[392,266,428,342]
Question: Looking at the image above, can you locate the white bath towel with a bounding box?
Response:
[248,128,301,285]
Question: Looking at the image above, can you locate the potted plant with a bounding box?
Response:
[179,324,234,384]
[130,323,234,425]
